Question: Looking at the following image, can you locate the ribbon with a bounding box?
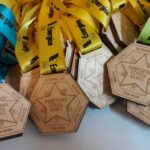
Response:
[15,2,40,73]
[8,0,150,76]
[0,0,15,9]
[138,17,150,45]
[121,0,150,26]
[0,3,17,83]
[15,0,111,74]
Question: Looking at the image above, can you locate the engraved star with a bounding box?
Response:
[121,55,150,94]
[85,60,102,97]
[0,100,17,123]
[37,83,76,123]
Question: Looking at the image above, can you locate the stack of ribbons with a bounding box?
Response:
[1,0,150,77]
[11,0,150,74]
[0,0,150,139]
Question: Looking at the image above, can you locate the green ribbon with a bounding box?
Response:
[138,17,150,45]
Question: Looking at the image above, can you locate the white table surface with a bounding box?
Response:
[1,101,150,150]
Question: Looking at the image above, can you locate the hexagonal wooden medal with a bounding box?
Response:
[19,68,40,99]
[0,84,31,140]
[127,101,150,125]
[107,43,150,105]
[30,73,88,135]
[5,65,21,91]
[111,12,138,46]
[78,45,116,108]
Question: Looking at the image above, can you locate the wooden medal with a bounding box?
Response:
[0,84,31,140]
[107,43,150,105]
[111,12,139,47]
[127,101,150,125]
[71,49,80,80]
[19,68,40,99]
[30,73,88,135]
[78,44,116,108]
[5,65,21,91]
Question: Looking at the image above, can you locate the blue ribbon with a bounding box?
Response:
[0,63,9,83]
[0,4,17,83]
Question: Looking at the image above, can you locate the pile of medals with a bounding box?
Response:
[0,0,150,140]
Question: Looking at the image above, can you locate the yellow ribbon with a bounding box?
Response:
[15,17,39,73]
[0,0,15,9]
[62,15,101,54]
[120,0,150,26]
